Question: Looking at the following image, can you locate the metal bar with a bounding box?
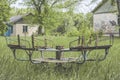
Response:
[55,46,63,66]
[44,38,47,48]
[81,36,84,46]
[78,36,80,45]
[69,39,79,48]
[17,35,20,46]
[12,49,29,61]
[32,35,34,48]
[56,46,63,60]
[95,35,98,46]
[76,50,86,64]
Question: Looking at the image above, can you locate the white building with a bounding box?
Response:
[6,13,39,36]
[93,0,119,35]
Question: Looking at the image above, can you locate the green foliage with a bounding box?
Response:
[0,0,11,35]
[0,21,7,35]
[66,27,79,37]
[21,0,83,35]
[64,12,94,38]
[16,0,94,36]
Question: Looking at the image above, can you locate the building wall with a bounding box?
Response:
[10,24,38,36]
[10,24,16,36]
[93,13,118,33]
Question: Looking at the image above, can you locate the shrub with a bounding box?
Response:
[66,27,79,37]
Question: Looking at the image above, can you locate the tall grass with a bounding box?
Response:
[0,36,120,80]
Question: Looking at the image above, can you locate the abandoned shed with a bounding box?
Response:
[93,0,120,36]
[5,13,39,36]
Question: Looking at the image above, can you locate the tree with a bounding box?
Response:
[0,0,16,35]
[0,0,10,35]
[21,0,86,35]
[19,0,103,36]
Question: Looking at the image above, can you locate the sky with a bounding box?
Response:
[11,0,102,14]
[75,0,102,13]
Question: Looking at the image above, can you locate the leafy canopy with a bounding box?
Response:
[0,0,16,35]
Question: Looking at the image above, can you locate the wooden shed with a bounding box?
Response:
[93,0,119,36]
[5,13,39,36]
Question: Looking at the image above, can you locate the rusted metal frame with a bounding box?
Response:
[86,48,110,61]
[11,48,30,61]
[56,46,64,60]
[29,46,64,64]
[55,46,63,66]
[95,35,98,46]
[87,34,114,47]
[23,47,44,64]
[5,36,18,45]
[32,35,54,49]
[76,50,87,64]
[24,49,42,64]
[44,38,55,48]
[87,36,92,46]
[21,46,110,64]
[73,36,86,64]
[6,35,30,48]
[69,36,91,49]
[25,50,39,64]
[8,34,34,61]
[94,34,114,46]
[69,36,81,48]
[70,45,111,51]
[40,51,44,58]
[69,44,111,62]
[31,35,35,48]
[7,34,113,63]
[20,39,31,48]
[17,35,20,46]
[84,50,93,60]
[109,33,114,45]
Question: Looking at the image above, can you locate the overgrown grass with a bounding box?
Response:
[0,36,120,80]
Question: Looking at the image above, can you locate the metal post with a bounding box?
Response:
[32,35,34,48]
[81,36,84,47]
[56,46,63,60]
[17,35,20,46]
[89,36,92,44]
[56,46,63,66]
[119,28,120,37]
[44,38,47,48]
[95,35,98,46]
[78,36,80,45]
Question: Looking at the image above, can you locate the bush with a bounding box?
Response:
[66,27,79,37]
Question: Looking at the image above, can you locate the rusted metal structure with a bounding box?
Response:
[5,34,114,64]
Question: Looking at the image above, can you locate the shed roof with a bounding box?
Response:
[93,0,117,14]
[10,15,22,23]
[9,13,33,24]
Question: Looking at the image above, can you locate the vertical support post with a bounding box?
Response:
[56,46,63,66]
[89,36,92,44]
[32,35,34,48]
[81,36,84,47]
[78,36,80,45]
[56,46,63,60]
[44,38,47,48]
[95,35,98,46]
[119,28,120,37]
[17,35,20,46]
[110,33,114,45]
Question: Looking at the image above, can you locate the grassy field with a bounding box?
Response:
[0,36,120,80]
